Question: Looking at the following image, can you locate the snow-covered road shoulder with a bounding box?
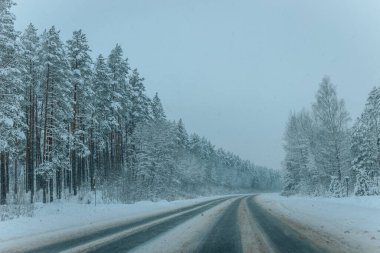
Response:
[256,193,380,253]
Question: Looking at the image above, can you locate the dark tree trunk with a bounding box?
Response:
[35,94,42,195]
[71,150,77,196]
[71,79,78,195]
[49,178,53,202]
[66,167,71,194]
[89,130,95,191]
[42,180,47,203]
[56,167,61,199]
[0,152,6,205]
[26,82,35,203]
[14,160,17,194]
[5,153,9,194]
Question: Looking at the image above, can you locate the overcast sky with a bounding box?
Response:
[12,0,380,169]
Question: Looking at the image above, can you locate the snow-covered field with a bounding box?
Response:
[256,193,380,253]
[0,195,225,251]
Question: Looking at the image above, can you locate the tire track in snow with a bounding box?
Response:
[198,197,244,253]
[128,197,239,253]
[239,197,275,253]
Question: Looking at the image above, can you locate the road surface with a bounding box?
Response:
[3,195,350,253]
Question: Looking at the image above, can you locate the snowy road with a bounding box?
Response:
[198,196,328,253]
[2,195,352,253]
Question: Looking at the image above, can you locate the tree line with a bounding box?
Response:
[283,77,380,197]
[0,0,281,205]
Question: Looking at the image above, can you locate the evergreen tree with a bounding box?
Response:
[175,119,189,151]
[107,44,129,175]
[282,112,310,195]
[66,30,93,195]
[20,23,41,203]
[0,0,24,205]
[151,93,166,122]
[92,54,115,180]
[127,68,150,181]
[351,87,380,195]
[38,26,71,203]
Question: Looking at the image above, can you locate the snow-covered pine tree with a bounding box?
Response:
[150,120,176,199]
[127,68,150,183]
[131,115,175,200]
[107,44,129,175]
[151,93,166,122]
[92,54,115,180]
[351,87,380,195]
[20,23,41,203]
[282,111,312,195]
[139,93,176,199]
[38,26,71,203]
[66,30,93,195]
[175,119,189,151]
[0,0,24,205]
[129,69,150,125]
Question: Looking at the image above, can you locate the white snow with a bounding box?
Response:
[0,116,13,127]
[256,193,380,253]
[0,195,225,251]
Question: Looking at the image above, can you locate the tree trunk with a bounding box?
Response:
[0,152,6,205]
[42,65,50,204]
[49,178,53,202]
[56,166,61,199]
[71,150,77,196]
[42,180,47,203]
[35,93,42,195]
[71,79,78,195]
[89,129,95,191]
[14,160,17,194]
[5,153,9,194]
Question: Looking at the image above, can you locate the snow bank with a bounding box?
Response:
[256,193,380,253]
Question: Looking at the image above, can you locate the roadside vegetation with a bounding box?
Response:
[283,77,380,197]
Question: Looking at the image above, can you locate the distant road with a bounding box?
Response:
[4,195,346,253]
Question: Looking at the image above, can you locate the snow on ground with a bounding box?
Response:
[256,193,380,253]
[0,194,225,250]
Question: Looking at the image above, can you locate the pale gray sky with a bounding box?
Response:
[13,0,380,169]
